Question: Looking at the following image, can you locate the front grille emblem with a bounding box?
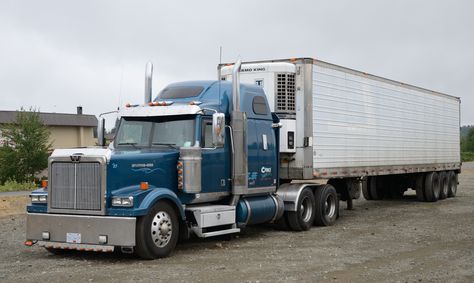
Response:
[70,154,82,162]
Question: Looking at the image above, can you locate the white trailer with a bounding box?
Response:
[219,58,460,203]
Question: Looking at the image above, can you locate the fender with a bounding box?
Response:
[276,183,318,211]
[137,188,185,220]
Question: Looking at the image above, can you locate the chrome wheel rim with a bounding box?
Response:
[150,211,172,248]
[300,196,313,223]
[324,194,336,218]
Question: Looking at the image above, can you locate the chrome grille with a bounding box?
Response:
[276,73,296,113]
[50,162,102,211]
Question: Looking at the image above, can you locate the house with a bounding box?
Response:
[0,107,97,149]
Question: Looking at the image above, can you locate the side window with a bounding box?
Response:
[201,119,213,148]
[252,96,268,115]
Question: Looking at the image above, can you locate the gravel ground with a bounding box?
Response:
[0,166,473,282]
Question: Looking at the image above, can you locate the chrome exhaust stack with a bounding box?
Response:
[144,62,153,104]
[230,59,248,200]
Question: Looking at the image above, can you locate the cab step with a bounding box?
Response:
[185,205,240,238]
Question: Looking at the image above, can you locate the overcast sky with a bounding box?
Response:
[1,0,473,128]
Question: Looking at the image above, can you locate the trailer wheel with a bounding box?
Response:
[314,184,339,226]
[447,171,458,198]
[135,200,179,259]
[438,172,448,200]
[286,188,315,231]
[369,177,383,200]
[415,174,426,202]
[362,179,372,200]
[424,172,440,202]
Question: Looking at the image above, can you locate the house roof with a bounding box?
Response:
[0,111,97,127]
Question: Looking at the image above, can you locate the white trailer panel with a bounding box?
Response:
[312,62,460,171]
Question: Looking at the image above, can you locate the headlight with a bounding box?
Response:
[111,196,134,207]
[30,194,47,204]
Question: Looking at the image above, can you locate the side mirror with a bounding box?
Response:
[98,117,106,146]
[212,113,225,147]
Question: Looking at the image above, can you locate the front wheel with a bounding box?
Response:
[314,184,339,226]
[135,201,179,259]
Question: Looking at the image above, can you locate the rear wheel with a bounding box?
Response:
[415,174,426,202]
[314,184,339,226]
[424,172,440,202]
[438,172,448,200]
[447,171,458,198]
[369,177,383,200]
[362,179,372,200]
[135,201,179,259]
[286,188,316,231]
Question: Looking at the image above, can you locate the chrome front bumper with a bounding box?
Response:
[26,213,136,247]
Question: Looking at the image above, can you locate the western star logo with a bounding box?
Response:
[131,163,154,168]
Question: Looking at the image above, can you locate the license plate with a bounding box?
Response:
[66,233,81,244]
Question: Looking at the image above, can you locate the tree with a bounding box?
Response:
[0,108,51,184]
[461,128,474,152]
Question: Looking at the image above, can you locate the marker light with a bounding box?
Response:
[41,180,48,188]
[189,101,202,106]
[177,161,184,190]
[140,182,149,190]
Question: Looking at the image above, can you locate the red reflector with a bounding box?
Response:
[24,240,33,246]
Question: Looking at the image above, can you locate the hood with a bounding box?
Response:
[107,148,180,193]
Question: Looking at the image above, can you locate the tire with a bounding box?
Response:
[314,184,339,226]
[424,172,440,202]
[447,171,458,198]
[438,172,448,200]
[362,179,372,200]
[369,177,383,200]
[135,201,179,259]
[286,188,316,231]
[415,174,426,202]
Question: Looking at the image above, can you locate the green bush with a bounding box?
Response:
[0,180,35,193]
[461,152,474,162]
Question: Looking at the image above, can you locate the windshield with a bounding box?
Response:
[115,116,195,148]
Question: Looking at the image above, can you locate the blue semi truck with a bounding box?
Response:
[26,58,461,259]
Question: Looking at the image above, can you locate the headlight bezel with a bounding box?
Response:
[30,194,48,204]
[111,196,134,207]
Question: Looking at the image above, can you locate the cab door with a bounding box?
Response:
[254,119,277,188]
[200,117,231,193]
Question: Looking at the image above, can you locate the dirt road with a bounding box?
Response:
[0,166,473,282]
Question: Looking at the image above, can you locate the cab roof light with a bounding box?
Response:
[125,103,139,108]
[189,101,202,106]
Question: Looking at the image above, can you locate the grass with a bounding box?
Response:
[461,151,474,162]
[0,180,36,193]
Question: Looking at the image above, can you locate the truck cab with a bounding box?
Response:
[26,73,299,258]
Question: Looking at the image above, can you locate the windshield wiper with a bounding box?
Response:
[117,142,139,149]
[152,142,179,149]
